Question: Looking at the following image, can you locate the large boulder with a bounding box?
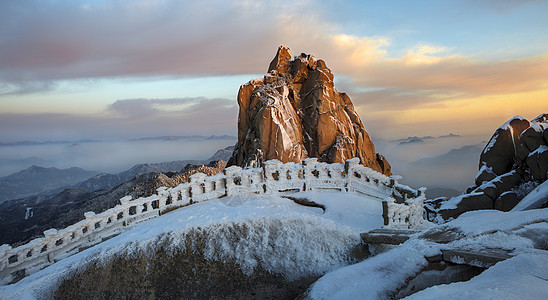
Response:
[474,163,496,186]
[228,46,391,175]
[433,114,548,222]
[526,145,548,181]
[438,193,494,221]
[479,116,530,175]
[495,191,519,212]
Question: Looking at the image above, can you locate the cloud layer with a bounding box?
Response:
[0,0,546,139]
[0,97,237,140]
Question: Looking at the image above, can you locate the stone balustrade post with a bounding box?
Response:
[156,187,169,210]
[263,159,282,193]
[344,157,360,176]
[302,158,318,190]
[382,198,394,226]
[83,211,97,235]
[224,166,242,196]
[0,244,12,270]
[119,196,132,205]
[189,172,207,202]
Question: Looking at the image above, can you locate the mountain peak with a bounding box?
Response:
[228,46,391,175]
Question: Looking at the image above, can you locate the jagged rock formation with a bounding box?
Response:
[426,114,548,221]
[228,46,391,175]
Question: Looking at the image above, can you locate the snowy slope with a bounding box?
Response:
[307,208,548,299]
[0,191,383,300]
[512,180,548,211]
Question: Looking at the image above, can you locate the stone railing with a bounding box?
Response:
[0,157,424,285]
[382,187,427,229]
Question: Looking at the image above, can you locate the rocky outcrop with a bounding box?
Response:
[427,114,548,221]
[228,46,391,175]
[479,116,530,175]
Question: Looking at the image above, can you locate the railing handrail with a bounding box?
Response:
[0,158,423,285]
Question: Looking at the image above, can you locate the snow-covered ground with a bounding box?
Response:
[308,208,548,299]
[2,190,547,300]
[0,191,383,299]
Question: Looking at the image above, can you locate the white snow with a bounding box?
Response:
[404,252,548,300]
[512,180,548,211]
[499,115,526,131]
[438,192,483,210]
[308,207,548,300]
[307,239,433,300]
[3,186,548,300]
[530,144,548,155]
[443,208,548,235]
[0,191,383,300]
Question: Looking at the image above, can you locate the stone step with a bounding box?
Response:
[361,228,421,245]
[441,248,512,268]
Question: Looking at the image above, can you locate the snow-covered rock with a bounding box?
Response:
[433,114,547,221]
[307,208,548,299]
[480,116,529,176]
[512,180,548,211]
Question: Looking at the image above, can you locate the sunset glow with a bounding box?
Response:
[0,0,546,141]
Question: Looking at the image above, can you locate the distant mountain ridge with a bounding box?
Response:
[393,133,461,145]
[0,166,98,203]
[74,146,235,192]
[410,145,483,166]
[0,146,235,246]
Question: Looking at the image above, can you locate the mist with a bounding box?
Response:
[0,139,236,176]
[374,134,488,194]
[0,132,490,197]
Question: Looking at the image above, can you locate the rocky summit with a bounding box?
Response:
[228,46,391,175]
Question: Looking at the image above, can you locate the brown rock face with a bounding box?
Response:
[228,46,391,175]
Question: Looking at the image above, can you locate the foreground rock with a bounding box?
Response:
[427,114,548,221]
[56,248,317,299]
[228,46,391,175]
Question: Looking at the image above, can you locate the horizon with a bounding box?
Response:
[1,0,546,143]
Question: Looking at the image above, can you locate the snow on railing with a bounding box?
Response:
[0,157,423,284]
[382,187,427,229]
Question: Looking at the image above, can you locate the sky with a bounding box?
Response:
[0,0,547,142]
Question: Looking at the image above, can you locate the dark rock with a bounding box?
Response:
[526,146,548,181]
[479,184,498,201]
[495,191,519,212]
[532,113,548,123]
[438,193,494,221]
[519,123,547,153]
[496,170,522,192]
[465,185,477,194]
[475,164,496,186]
[479,116,530,175]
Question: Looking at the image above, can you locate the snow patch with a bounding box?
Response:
[404,252,548,300]
[0,193,382,300]
[512,180,548,211]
